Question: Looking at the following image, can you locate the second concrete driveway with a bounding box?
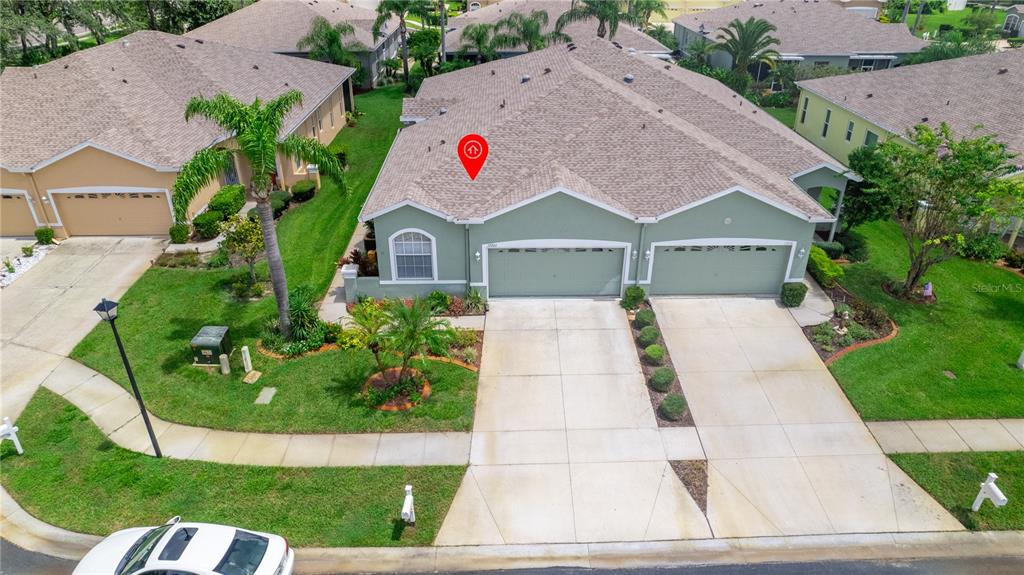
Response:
[437,299,711,545]
[0,237,163,420]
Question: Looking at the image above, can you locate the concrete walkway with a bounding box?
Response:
[868,419,1024,454]
[651,297,963,538]
[789,273,835,327]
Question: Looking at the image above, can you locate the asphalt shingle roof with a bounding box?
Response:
[798,49,1024,159]
[0,30,354,171]
[446,0,670,55]
[185,0,398,53]
[363,39,838,222]
[673,0,927,57]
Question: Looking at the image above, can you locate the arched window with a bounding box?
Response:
[391,230,435,280]
[1005,14,1020,34]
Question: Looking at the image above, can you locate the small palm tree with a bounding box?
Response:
[172,91,343,339]
[461,22,497,63]
[629,0,669,31]
[373,0,433,89]
[556,0,636,40]
[297,15,358,68]
[384,298,453,384]
[716,17,780,74]
[492,10,570,52]
[347,300,390,374]
[685,36,719,66]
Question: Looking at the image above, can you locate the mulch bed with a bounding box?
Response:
[628,303,695,428]
[364,367,431,411]
[881,280,936,305]
[995,260,1024,279]
[670,460,708,514]
[801,283,897,362]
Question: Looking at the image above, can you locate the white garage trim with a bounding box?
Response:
[46,186,172,228]
[642,238,800,285]
[479,238,632,297]
[0,188,42,226]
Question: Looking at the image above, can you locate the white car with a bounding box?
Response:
[73,517,293,575]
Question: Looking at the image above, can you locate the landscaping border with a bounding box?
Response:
[824,319,900,366]
[626,303,695,428]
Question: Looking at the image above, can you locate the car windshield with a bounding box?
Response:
[213,530,269,575]
[115,525,173,575]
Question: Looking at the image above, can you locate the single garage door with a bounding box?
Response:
[489,247,624,297]
[650,243,790,295]
[54,191,172,236]
[1,192,37,236]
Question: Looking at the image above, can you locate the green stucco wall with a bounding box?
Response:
[794,89,898,164]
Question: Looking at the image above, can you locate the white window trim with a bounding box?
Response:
[388,228,438,283]
[45,186,172,228]
[864,130,879,147]
[475,239,632,298]
[642,238,799,286]
[0,188,43,226]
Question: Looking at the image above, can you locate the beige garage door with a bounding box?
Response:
[1,192,38,236]
[54,191,172,236]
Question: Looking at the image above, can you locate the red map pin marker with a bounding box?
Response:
[458,134,488,181]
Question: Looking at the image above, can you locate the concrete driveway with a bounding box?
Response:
[652,297,963,537]
[0,237,163,420]
[436,299,711,545]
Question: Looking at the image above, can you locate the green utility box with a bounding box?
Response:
[190,326,233,366]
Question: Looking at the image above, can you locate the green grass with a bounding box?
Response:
[764,106,797,129]
[906,10,1008,38]
[0,390,465,547]
[830,221,1024,420]
[69,86,480,434]
[891,451,1024,530]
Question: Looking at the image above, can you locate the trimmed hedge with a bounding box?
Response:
[291,179,317,203]
[192,210,224,240]
[644,344,665,365]
[633,308,655,329]
[34,227,55,245]
[169,223,190,244]
[659,393,687,421]
[621,285,646,310]
[649,367,675,392]
[808,245,844,288]
[1004,249,1024,270]
[780,282,808,308]
[813,240,844,260]
[208,184,246,216]
[637,326,660,347]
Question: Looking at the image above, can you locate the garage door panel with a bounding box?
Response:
[651,244,790,295]
[489,247,623,297]
[1,193,37,236]
[54,191,172,236]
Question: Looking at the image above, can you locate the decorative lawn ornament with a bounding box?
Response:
[972,473,1007,512]
[0,417,24,455]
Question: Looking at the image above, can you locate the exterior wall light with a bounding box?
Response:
[474,251,481,262]
[644,249,651,260]
[799,248,807,258]
[631,249,638,260]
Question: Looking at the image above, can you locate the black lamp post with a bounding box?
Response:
[93,298,162,458]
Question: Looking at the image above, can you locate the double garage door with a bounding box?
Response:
[486,242,791,297]
[53,191,172,236]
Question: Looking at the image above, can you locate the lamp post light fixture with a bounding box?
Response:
[93,298,162,458]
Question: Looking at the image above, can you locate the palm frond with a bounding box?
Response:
[184,93,247,132]
[172,147,233,222]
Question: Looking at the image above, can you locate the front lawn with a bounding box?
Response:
[906,10,1008,38]
[830,220,1024,420]
[70,86,479,434]
[891,451,1024,531]
[0,390,464,547]
[764,106,797,128]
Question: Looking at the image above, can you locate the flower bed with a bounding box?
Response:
[626,302,694,427]
[803,283,896,362]
[0,242,55,288]
[364,367,431,411]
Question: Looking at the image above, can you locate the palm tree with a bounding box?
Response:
[684,36,719,66]
[172,91,343,339]
[556,0,635,40]
[492,10,570,52]
[460,22,496,63]
[629,0,668,31]
[384,298,453,384]
[346,300,390,375]
[297,15,358,68]
[716,17,779,75]
[373,0,433,89]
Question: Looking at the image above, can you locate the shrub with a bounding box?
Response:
[291,179,317,203]
[812,322,834,346]
[957,234,1007,262]
[155,251,200,268]
[459,347,478,365]
[3,257,13,273]
[464,288,486,313]
[649,367,675,392]
[637,325,660,347]
[208,184,246,216]
[335,329,367,350]
[621,285,646,310]
[854,301,891,331]
[230,273,263,299]
[206,245,231,268]
[323,322,345,344]
[21,245,34,257]
[34,227,54,245]
[813,240,845,260]
[288,284,322,342]
[633,308,656,329]
[192,210,224,239]
[269,190,292,218]
[659,393,687,421]
[345,111,358,127]
[845,320,876,342]
[835,230,868,262]
[1004,249,1024,269]
[780,282,808,307]
[808,245,844,288]
[270,198,287,218]
[169,223,190,244]
[427,290,452,313]
[644,344,666,365]
[452,327,478,349]
[448,296,465,317]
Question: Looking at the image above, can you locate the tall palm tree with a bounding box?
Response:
[628,0,668,31]
[556,0,635,40]
[460,22,496,62]
[373,0,433,89]
[716,17,779,75]
[684,36,719,66]
[492,10,569,52]
[172,91,343,339]
[297,15,358,68]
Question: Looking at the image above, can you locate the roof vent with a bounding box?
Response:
[567,45,578,51]
[612,41,622,49]
[753,2,763,6]
[998,68,1008,75]
[176,43,186,49]
[946,100,950,105]
[284,82,289,87]
[253,64,259,70]
[63,64,68,69]
[491,69,495,75]
[627,47,637,56]
[921,117,928,122]
[658,108,663,113]
[439,107,448,115]
[521,74,530,83]
[664,64,670,70]
[543,67,551,74]
[121,39,130,48]
[122,78,128,83]
[623,73,635,83]
[194,39,204,44]
[865,93,873,98]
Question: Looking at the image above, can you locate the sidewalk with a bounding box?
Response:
[42,357,470,467]
[868,419,1024,454]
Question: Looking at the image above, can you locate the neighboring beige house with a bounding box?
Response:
[185,0,401,89]
[794,49,1023,166]
[1004,4,1024,37]
[0,30,355,238]
[674,0,927,76]
[444,0,672,59]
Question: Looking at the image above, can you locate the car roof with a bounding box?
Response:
[145,522,240,571]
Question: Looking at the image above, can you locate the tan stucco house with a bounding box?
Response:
[1,30,355,239]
